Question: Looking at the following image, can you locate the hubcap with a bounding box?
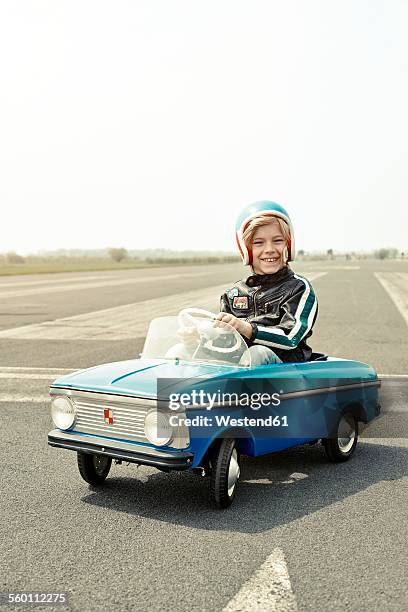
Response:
[337,415,356,453]
[227,448,240,496]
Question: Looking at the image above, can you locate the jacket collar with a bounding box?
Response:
[245,265,293,288]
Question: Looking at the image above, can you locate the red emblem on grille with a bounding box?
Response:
[104,408,114,425]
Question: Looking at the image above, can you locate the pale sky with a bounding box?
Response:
[1,0,407,255]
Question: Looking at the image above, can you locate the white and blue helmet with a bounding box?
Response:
[235,201,295,265]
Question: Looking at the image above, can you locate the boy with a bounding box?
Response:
[216,201,318,365]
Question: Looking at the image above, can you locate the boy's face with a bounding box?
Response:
[251,221,287,275]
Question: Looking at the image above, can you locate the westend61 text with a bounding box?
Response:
[169,415,289,427]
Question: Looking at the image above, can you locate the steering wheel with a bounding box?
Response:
[178,308,242,354]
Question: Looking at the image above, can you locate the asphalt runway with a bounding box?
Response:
[1,260,407,611]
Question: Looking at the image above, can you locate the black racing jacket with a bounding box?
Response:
[220,266,318,363]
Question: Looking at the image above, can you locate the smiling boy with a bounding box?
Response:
[217,201,318,364]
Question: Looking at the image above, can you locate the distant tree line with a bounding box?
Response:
[0,247,405,266]
[107,248,239,264]
[1,252,26,264]
[373,248,400,260]
[144,256,239,264]
[296,248,403,261]
[108,248,128,262]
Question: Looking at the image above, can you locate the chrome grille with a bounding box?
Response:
[70,391,155,443]
[50,388,190,449]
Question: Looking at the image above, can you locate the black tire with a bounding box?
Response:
[209,438,241,509]
[77,452,112,485]
[322,413,358,462]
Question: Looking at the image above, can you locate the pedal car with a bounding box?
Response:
[48,308,381,508]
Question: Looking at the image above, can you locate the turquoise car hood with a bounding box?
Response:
[50,358,244,398]
[50,357,379,400]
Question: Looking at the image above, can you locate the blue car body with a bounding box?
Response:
[48,355,381,471]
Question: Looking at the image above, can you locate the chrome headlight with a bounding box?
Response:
[51,396,76,430]
[144,410,173,446]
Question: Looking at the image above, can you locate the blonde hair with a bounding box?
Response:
[242,214,290,248]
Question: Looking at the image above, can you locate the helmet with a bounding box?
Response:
[235,200,295,265]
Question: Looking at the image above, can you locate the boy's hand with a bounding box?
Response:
[215,312,253,339]
[178,326,200,348]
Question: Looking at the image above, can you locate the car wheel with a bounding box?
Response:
[77,452,112,485]
[209,438,241,508]
[323,413,358,462]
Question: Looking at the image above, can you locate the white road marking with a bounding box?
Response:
[0,373,63,380]
[244,473,309,485]
[375,272,408,327]
[244,478,274,484]
[0,271,326,341]
[299,272,327,281]
[0,283,228,340]
[0,368,69,402]
[379,374,408,379]
[362,437,408,447]
[0,367,76,383]
[222,548,297,612]
[0,275,112,289]
[0,271,210,299]
[0,395,49,403]
[297,265,360,270]
[290,472,308,479]
[0,366,75,372]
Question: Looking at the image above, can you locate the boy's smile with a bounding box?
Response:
[251,221,287,275]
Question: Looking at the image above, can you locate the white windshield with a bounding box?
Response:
[141,314,251,367]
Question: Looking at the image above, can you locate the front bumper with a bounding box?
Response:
[48,429,194,471]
